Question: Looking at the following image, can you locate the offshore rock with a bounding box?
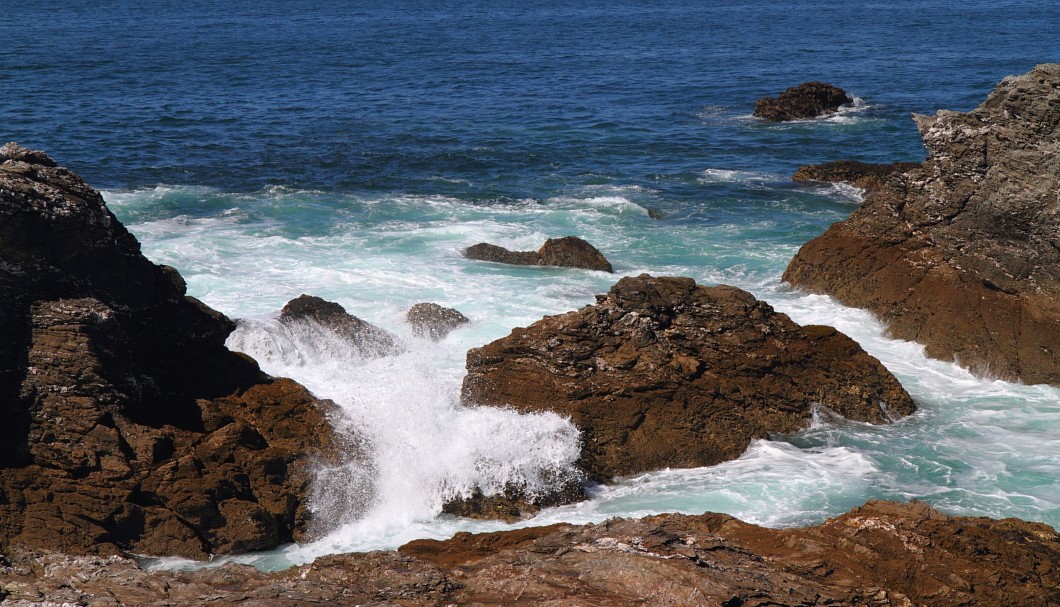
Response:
[793,160,922,192]
[280,294,402,356]
[2,501,1058,606]
[754,81,854,121]
[784,64,1060,385]
[464,236,614,272]
[0,147,341,558]
[462,275,914,482]
[406,302,470,340]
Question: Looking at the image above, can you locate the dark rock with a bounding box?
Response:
[462,275,914,482]
[754,81,854,121]
[280,294,402,357]
[0,141,57,167]
[406,302,470,340]
[3,501,1058,606]
[793,160,922,192]
[784,64,1060,385]
[0,146,344,559]
[464,236,613,272]
[441,470,586,523]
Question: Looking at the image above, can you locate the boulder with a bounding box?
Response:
[462,275,914,482]
[280,294,402,357]
[754,81,854,121]
[793,160,922,192]
[3,501,1058,606]
[0,146,345,558]
[405,302,470,340]
[784,64,1060,385]
[464,236,613,272]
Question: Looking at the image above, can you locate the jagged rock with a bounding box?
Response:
[464,236,614,272]
[279,294,402,357]
[2,501,1058,606]
[406,302,470,340]
[0,147,345,559]
[754,81,854,121]
[784,64,1060,385]
[441,471,586,523]
[462,275,914,482]
[793,160,922,191]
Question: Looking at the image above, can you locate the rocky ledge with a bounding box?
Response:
[793,160,922,192]
[464,236,613,272]
[0,144,341,559]
[784,64,1060,385]
[463,275,914,483]
[754,81,853,121]
[2,500,1057,606]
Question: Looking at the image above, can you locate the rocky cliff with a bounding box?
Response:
[784,64,1060,385]
[462,275,915,482]
[0,144,340,558]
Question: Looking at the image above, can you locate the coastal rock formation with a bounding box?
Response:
[793,160,922,192]
[280,294,402,356]
[3,501,1058,606]
[406,302,470,340]
[464,236,614,272]
[754,81,854,121]
[462,275,914,481]
[784,64,1060,385]
[0,145,340,558]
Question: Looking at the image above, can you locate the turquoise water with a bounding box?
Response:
[4,0,1058,570]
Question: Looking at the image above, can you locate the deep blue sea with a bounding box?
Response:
[4,0,1059,569]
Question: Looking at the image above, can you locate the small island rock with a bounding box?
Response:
[406,302,470,340]
[464,236,613,272]
[754,81,854,121]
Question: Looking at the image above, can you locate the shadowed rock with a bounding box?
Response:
[464,236,613,272]
[793,160,922,192]
[754,81,854,121]
[785,64,1060,385]
[405,302,470,340]
[462,275,914,482]
[280,294,402,357]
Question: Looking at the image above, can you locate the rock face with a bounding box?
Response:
[462,275,915,481]
[464,236,614,272]
[0,145,339,559]
[793,160,922,192]
[784,64,1060,385]
[280,294,402,356]
[3,501,1058,606]
[754,81,854,121]
[406,302,470,340]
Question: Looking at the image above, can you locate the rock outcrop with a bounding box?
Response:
[280,294,402,356]
[3,501,1057,606]
[793,160,922,192]
[0,145,341,559]
[784,64,1060,385]
[406,302,470,340]
[754,81,854,121]
[462,275,915,482]
[464,236,614,272]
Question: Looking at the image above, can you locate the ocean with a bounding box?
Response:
[4,0,1058,570]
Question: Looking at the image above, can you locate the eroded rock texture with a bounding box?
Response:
[2,501,1057,606]
[406,302,470,340]
[754,81,854,121]
[784,64,1060,385]
[793,160,923,192]
[464,236,613,272]
[462,275,914,482]
[0,144,339,559]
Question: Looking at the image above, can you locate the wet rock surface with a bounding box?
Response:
[784,64,1060,385]
[464,236,613,272]
[2,501,1057,606]
[754,81,854,121]
[462,275,915,482]
[406,302,470,340]
[280,294,402,356]
[793,160,922,192]
[0,147,340,559]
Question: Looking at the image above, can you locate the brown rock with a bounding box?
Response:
[462,275,914,482]
[2,501,1057,606]
[784,64,1060,385]
[280,293,402,356]
[793,160,922,192]
[406,302,470,340]
[464,236,613,272]
[754,81,854,121]
[0,147,346,559]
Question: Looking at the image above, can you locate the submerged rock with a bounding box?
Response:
[793,159,922,192]
[406,302,470,340]
[464,236,614,272]
[754,81,854,121]
[785,64,1060,385]
[3,501,1058,606]
[280,294,402,357]
[462,275,914,482]
[0,147,343,559]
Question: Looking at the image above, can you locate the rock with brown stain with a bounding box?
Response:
[464,236,613,272]
[280,293,402,356]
